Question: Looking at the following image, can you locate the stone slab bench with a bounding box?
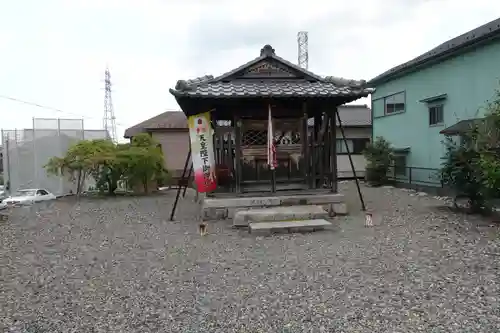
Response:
[248,219,332,234]
[202,193,347,221]
[233,205,329,227]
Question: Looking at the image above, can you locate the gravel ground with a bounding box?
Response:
[1,183,499,333]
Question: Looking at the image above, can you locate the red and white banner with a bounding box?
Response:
[267,105,277,170]
[188,112,217,193]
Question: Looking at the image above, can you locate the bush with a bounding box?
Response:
[441,136,486,212]
[45,133,169,195]
[441,87,500,213]
[363,136,394,186]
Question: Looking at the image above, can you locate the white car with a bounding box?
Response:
[0,199,7,210]
[3,189,57,206]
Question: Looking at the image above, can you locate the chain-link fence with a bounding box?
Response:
[2,118,110,197]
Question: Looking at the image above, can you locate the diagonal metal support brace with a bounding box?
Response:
[335,110,366,211]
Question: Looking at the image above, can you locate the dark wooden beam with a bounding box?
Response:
[234,115,242,193]
[318,112,327,188]
[312,114,321,189]
[175,96,353,118]
[329,110,337,193]
[302,102,310,189]
[322,113,330,189]
[212,111,218,165]
[227,119,234,192]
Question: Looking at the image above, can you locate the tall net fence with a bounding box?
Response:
[2,118,109,196]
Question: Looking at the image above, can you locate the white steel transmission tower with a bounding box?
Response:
[103,67,118,142]
[297,31,309,69]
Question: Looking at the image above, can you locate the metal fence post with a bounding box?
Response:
[2,130,8,194]
[14,129,18,191]
[409,167,412,184]
[58,118,63,196]
[32,117,37,188]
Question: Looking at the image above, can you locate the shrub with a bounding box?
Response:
[363,136,394,186]
[441,87,500,213]
[45,133,169,195]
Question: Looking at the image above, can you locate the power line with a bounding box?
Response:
[0,94,68,114]
[0,94,128,127]
[0,93,184,129]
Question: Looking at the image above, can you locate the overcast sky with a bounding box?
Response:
[1,0,499,141]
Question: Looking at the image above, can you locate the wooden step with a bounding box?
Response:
[249,219,332,234]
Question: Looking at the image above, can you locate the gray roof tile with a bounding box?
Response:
[336,105,372,126]
[124,111,187,138]
[439,118,485,136]
[307,105,371,127]
[170,81,368,98]
[369,17,500,85]
[170,44,373,99]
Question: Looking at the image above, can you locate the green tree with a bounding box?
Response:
[441,87,500,212]
[363,136,394,186]
[120,133,167,193]
[477,91,500,196]
[45,140,99,195]
[45,133,168,196]
[441,135,485,212]
[87,139,125,195]
[45,139,120,195]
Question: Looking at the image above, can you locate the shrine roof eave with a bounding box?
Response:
[172,91,371,118]
[169,86,373,100]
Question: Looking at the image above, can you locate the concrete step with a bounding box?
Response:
[233,205,329,227]
[202,192,347,221]
[249,219,332,234]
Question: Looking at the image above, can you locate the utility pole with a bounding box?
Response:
[103,67,118,142]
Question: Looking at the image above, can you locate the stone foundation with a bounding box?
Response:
[202,193,348,221]
[233,205,329,227]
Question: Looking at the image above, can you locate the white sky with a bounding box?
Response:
[1,0,499,141]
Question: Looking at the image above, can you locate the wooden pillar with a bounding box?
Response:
[212,114,219,165]
[227,122,234,192]
[266,103,277,193]
[301,102,310,188]
[211,116,219,195]
[329,110,338,193]
[234,115,242,193]
[317,112,325,188]
[312,114,321,189]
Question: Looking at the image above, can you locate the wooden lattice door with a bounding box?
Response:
[240,118,303,186]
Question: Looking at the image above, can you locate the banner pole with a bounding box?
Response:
[268,104,277,193]
[170,149,191,221]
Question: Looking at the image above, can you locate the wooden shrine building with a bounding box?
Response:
[169,45,373,196]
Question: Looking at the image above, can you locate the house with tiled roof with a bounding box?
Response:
[368,17,500,186]
[126,44,375,192]
[124,111,189,178]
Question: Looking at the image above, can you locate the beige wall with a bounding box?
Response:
[151,131,190,177]
[154,126,371,178]
[336,127,371,178]
[337,155,367,178]
[336,127,371,139]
